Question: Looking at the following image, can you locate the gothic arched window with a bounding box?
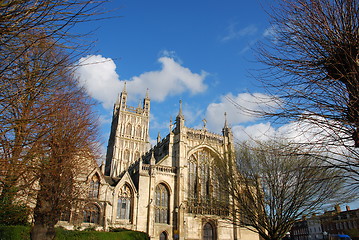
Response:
[126,123,132,136]
[134,151,140,161]
[188,149,213,203]
[155,184,169,224]
[136,125,142,138]
[188,158,198,200]
[117,184,133,220]
[89,174,100,199]
[123,149,130,162]
[203,222,214,240]
[83,204,100,224]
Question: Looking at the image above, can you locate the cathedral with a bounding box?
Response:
[58,85,259,240]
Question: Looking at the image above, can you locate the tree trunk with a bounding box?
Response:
[31,223,55,240]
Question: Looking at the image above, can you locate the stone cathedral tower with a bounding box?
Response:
[105,83,151,177]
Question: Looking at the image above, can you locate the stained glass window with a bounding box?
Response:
[155,184,169,224]
[117,184,132,220]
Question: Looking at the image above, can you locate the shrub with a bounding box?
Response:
[0,225,30,240]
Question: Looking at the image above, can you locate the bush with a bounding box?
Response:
[55,228,149,240]
[0,226,149,240]
[0,197,30,226]
[0,225,30,240]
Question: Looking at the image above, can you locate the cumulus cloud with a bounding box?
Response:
[205,92,279,132]
[232,122,276,142]
[127,57,207,102]
[74,55,208,108]
[75,55,122,109]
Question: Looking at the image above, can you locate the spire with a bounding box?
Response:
[122,81,127,93]
[169,116,173,132]
[224,112,228,128]
[145,88,150,99]
[157,132,161,143]
[177,100,184,119]
[222,112,232,138]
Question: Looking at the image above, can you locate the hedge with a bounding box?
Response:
[0,226,149,240]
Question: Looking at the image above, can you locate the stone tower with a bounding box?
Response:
[105,83,150,177]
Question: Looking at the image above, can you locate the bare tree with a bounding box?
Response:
[215,141,349,240]
[247,0,359,187]
[30,82,99,240]
[0,0,111,238]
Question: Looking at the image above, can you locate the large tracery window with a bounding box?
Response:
[155,184,169,224]
[83,204,100,224]
[188,148,228,216]
[188,149,213,203]
[117,184,133,220]
[89,174,100,199]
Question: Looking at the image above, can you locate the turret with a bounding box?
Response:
[119,82,128,110]
[175,100,185,132]
[143,88,150,116]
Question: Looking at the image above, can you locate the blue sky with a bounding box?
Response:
[75,0,276,146]
[74,0,358,210]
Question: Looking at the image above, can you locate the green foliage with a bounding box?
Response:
[0,226,149,240]
[108,227,126,232]
[55,228,149,240]
[0,196,30,226]
[82,226,96,231]
[0,225,30,240]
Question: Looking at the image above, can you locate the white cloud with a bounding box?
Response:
[75,55,122,109]
[205,92,279,132]
[221,23,258,42]
[127,57,208,102]
[74,55,208,108]
[232,122,276,142]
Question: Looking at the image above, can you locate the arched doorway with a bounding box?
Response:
[203,222,214,240]
[160,231,167,240]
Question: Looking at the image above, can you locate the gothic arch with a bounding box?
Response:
[154,183,170,224]
[123,149,130,162]
[117,183,134,221]
[202,221,216,240]
[136,125,142,138]
[155,181,172,195]
[126,123,132,136]
[83,203,101,224]
[88,173,100,199]
[160,231,168,240]
[187,145,222,161]
[187,148,229,215]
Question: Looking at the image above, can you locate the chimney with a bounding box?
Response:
[346,205,351,211]
[335,205,341,213]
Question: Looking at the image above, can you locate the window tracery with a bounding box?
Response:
[89,174,100,199]
[117,184,132,220]
[83,204,100,224]
[188,148,229,216]
[155,184,169,224]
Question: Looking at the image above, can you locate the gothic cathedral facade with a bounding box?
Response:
[59,86,259,240]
